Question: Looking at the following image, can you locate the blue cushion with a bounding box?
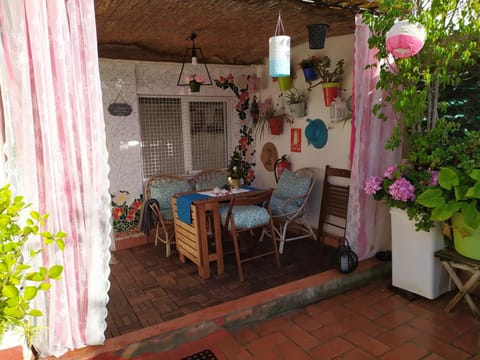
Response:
[195,175,228,191]
[273,169,312,205]
[269,196,301,217]
[150,180,193,211]
[219,205,270,230]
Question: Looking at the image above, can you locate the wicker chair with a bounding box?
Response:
[192,169,228,191]
[261,168,317,254]
[144,175,193,256]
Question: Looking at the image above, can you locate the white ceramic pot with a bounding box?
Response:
[390,208,451,299]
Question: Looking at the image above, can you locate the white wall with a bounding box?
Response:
[100,60,254,199]
[253,34,354,229]
[100,33,354,230]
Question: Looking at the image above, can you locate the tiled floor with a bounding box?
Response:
[106,236,337,338]
[57,269,479,360]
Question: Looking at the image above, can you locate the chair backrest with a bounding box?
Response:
[318,165,351,239]
[192,169,228,191]
[144,175,194,215]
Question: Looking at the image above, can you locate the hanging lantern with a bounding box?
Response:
[386,20,426,59]
[269,13,290,77]
[250,96,260,123]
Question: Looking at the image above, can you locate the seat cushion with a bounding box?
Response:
[150,180,193,212]
[195,175,228,191]
[269,196,301,217]
[273,169,312,205]
[219,205,270,230]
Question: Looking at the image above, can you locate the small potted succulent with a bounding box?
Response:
[0,184,65,358]
[282,88,306,117]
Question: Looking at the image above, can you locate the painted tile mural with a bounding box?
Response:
[111,190,143,237]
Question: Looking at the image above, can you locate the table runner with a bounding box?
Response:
[176,193,210,224]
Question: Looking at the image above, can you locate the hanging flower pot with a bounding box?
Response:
[307,24,329,49]
[269,14,290,77]
[189,80,201,92]
[321,82,341,107]
[268,116,284,135]
[277,76,291,91]
[302,67,319,82]
[386,20,426,59]
[289,102,306,117]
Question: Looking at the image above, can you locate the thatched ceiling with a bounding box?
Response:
[94,0,378,65]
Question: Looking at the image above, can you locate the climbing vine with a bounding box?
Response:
[215,74,257,184]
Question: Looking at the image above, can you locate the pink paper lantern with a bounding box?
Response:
[386,20,426,59]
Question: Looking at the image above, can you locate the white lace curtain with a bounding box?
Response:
[346,14,402,260]
[0,1,111,357]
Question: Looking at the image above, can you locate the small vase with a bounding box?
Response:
[228,177,241,190]
[302,67,319,82]
[189,80,201,92]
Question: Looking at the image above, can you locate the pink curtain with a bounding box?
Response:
[346,15,402,260]
[0,1,111,357]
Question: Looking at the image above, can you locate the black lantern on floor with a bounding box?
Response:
[177,32,213,92]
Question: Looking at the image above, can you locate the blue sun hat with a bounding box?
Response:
[305,118,328,149]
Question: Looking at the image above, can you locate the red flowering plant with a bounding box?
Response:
[364,164,438,231]
[111,190,143,236]
[185,74,206,84]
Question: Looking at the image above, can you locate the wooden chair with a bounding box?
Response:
[219,189,281,281]
[261,168,317,254]
[317,165,351,241]
[144,174,193,256]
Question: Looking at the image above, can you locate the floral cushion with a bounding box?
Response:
[195,175,228,191]
[219,205,270,230]
[150,180,193,212]
[273,169,312,205]
[269,196,301,217]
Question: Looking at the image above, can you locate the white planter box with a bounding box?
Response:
[390,208,451,299]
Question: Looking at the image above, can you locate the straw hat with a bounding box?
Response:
[260,142,278,172]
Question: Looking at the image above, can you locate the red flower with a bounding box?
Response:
[227,74,234,83]
[126,209,137,221]
[239,137,248,150]
[112,207,124,220]
[131,200,143,210]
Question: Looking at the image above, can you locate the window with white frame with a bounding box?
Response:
[138,97,229,178]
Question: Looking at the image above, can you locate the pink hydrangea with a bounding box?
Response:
[383,165,398,179]
[388,177,415,202]
[364,176,383,195]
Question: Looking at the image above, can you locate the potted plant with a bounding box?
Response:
[363,0,479,257]
[315,56,344,106]
[254,97,292,138]
[282,88,306,117]
[227,150,248,189]
[185,74,206,92]
[298,55,321,82]
[0,184,65,358]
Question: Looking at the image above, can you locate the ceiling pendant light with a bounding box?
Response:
[177,32,213,92]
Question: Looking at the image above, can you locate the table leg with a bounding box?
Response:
[212,206,224,275]
[197,204,210,279]
[442,261,480,318]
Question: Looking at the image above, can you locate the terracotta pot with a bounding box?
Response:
[321,82,341,106]
[268,117,284,135]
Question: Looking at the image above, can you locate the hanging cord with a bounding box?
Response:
[274,11,286,36]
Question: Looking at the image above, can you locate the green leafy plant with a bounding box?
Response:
[298,55,321,70]
[227,151,248,180]
[315,56,344,83]
[282,88,306,105]
[363,0,480,149]
[0,184,65,346]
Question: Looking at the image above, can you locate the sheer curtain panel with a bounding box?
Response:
[0,1,111,357]
[346,14,402,260]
